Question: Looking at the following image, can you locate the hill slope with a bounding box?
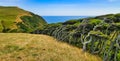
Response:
[0,6,47,32]
[0,33,101,61]
[35,13,120,61]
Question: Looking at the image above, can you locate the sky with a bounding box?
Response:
[0,0,120,16]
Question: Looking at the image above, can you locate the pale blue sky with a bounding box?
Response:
[0,0,120,16]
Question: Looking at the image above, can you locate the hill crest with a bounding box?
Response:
[0,6,47,32]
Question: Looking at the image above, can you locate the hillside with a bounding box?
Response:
[0,33,101,61]
[35,13,120,61]
[0,6,47,33]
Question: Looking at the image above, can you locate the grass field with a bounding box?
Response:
[0,33,102,61]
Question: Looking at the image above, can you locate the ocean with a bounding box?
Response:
[42,16,89,23]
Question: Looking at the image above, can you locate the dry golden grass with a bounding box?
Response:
[0,33,102,61]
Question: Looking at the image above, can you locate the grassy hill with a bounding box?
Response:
[0,6,47,33]
[0,33,102,61]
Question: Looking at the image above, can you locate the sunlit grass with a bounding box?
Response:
[0,33,102,61]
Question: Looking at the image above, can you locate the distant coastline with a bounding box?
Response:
[42,16,93,23]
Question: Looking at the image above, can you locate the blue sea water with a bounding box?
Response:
[42,16,89,23]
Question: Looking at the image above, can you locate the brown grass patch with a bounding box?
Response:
[0,33,102,61]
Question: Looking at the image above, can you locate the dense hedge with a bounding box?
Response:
[32,14,120,61]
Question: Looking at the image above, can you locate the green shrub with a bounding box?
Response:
[63,20,79,25]
[89,19,102,25]
[117,51,120,61]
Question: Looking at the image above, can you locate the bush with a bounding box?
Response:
[89,19,102,25]
[63,20,79,25]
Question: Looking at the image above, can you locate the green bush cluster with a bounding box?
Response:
[34,14,120,61]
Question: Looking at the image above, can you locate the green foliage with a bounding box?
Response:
[114,23,120,29]
[16,22,32,32]
[95,14,114,19]
[115,13,120,17]
[36,13,120,61]
[89,19,102,25]
[74,22,81,26]
[117,51,120,61]
[20,15,46,32]
[90,31,108,39]
[63,19,80,25]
